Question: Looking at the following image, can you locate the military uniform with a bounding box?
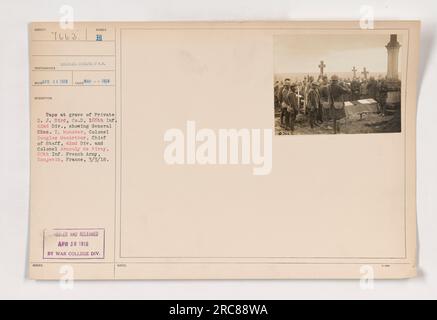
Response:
[307,86,320,128]
[367,78,378,101]
[274,82,280,111]
[360,80,369,99]
[328,79,350,134]
[280,86,291,126]
[285,88,299,132]
[320,82,330,121]
[351,80,361,101]
[377,80,388,115]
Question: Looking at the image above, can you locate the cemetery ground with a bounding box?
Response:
[275,109,401,135]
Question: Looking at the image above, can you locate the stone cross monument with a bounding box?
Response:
[361,67,369,80]
[318,61,326,76]
[352,66,357,79]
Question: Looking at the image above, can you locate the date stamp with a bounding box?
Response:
[43,228,105,259]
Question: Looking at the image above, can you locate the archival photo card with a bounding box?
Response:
[28,21,419,280]
[274,33,403,135]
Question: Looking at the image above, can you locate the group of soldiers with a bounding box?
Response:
[274,75,390,134]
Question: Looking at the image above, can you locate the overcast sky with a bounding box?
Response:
[274,34,402,74]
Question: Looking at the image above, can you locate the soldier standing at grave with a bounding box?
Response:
[320,76,330,122]
[301,77,307,113]
[328,75,351,134]
[304,76,313,114]
[316,80,324,124]
[285,84,299,132]
[351,78,361,101]
[307,82,321,128]
[274,80,281,112]
[360,79,369,99]
[367,77,378,101]
[377,79,388,116]
[280,79,291,127]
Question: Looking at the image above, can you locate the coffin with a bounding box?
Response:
[344,99,378,118]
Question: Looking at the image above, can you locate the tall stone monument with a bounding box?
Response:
[386,34,401,80]
[385,34,402,107]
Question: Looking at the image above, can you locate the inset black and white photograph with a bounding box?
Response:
[274,33,403,135]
